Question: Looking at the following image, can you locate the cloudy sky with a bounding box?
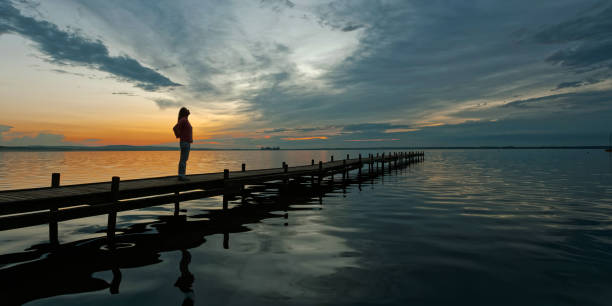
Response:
[1,0,611,148]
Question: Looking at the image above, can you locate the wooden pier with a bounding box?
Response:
[0,151,424,245]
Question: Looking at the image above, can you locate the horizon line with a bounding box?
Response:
[0,145,610,152]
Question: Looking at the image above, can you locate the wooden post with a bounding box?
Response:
[222,194,228,210]
[52,173,60,187]
[223,232,229,249]
[110,267,122,294]
[223,170,229,210]
[310,159,315,184]
[49,173,60,246]
[394,152,397,168]
[242,163,246,172]
[373,154,376,172]
[347,154,350,160]
[108,267,122,294]
[282,162,288,192]
[174,191,180,217]
[342,159,347,180]
[107,176,120,247]
[318,161,323,185]
[331,155,334,162]
[398,152,402,166]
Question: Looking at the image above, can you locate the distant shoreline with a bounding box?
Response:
[0,145,609,152]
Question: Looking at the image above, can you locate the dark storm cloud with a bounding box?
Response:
[246,0,593,129]
[0,0,180,91]
[407,109,612,146]
[554,77,603,90]
[446,90,612,122]
[555,81,584,89]
[502,90,612,110]
[534,4,612,43]
[502,93,579,109]
[547,40,612,69]
[250,0,612,146]
[536,4,612,70]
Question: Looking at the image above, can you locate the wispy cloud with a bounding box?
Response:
[0,0,180,92]
[112,92,137,96]
[153,99,183,110]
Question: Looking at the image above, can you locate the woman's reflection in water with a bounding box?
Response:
[174,249,195,306]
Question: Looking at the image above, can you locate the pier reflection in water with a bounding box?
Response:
[0,159,411,306]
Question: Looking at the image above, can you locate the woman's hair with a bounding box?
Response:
[178,107,190,121]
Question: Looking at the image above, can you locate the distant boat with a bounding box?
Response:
[606,133,612,152]
[260,146,280,150]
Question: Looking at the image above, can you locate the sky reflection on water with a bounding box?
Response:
[1,150,612,305]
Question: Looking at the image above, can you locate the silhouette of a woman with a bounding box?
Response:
[174,107,193,181]
[175,249,195,306]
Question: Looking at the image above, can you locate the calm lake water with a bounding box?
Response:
[1,149,612,305]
